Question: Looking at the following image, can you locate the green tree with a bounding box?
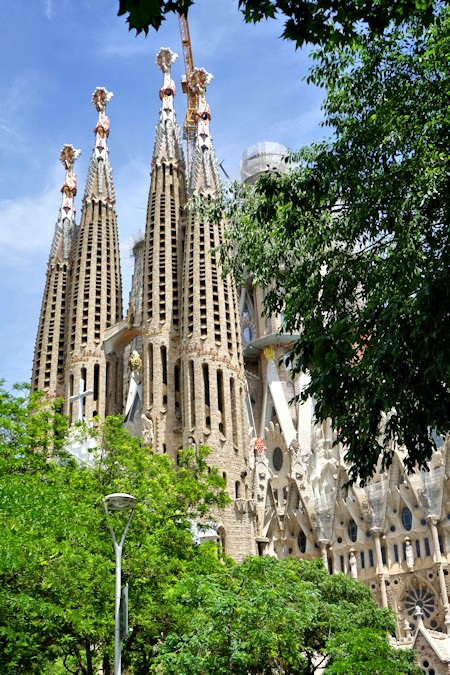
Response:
[207,5,450,482]
[117,0,435,47]
[0,383,228,674]
[151,556,420,674]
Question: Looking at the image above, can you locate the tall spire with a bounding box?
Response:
[84,87,116,202]
[51,144,81,262]
[31,145,80,397]
[188,68,221,197]
[180,68,255,559]
[153,48,184,166]
[64,87,123,422]
[137,47,187,451]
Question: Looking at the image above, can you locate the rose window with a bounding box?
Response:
[403,587,441,631]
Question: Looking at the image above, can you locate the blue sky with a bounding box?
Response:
[0,0,326,391]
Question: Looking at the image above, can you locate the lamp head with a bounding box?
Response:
[103,493,138,512]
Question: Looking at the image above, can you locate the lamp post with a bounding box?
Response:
[102,493,138,675]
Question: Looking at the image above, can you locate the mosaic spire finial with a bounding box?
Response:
[59,144,81,223]
[156,47,178,123]
[92,86,113,160]
[187,67,220,196]
[188,67,213,151]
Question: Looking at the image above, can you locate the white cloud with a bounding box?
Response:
[0,173,60,259]
[44,0,54,20]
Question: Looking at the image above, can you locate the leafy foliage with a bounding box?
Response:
[151,556,421,674]
[0,383,228,674]
[209,7,450,482]
[117,0,435,47]
[118,0,194,34]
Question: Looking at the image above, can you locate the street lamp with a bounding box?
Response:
[102,493,138,675]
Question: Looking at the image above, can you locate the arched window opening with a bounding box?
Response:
[402,507,413,531]
[235,481,241,499]
[348,519,358,543]
[298,530,307,553]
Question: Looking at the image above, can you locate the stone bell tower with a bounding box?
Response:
[64,88,123,422]
[179,67,256,559]
[32,145,80,400]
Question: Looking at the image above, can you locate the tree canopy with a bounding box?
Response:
[151,556,421,674]
[0,384,422,672]
[117,0,436,47]
[205,5,450,482]
[0,383,228,674]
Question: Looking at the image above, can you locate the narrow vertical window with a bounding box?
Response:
[161,345,167,385]
[217,370,224,433]
[415,540,421,558]
[148,343,153,407]
[393,544,399,562]
[174,362,181,422]
[189,360,195,427]
[203,364,210,429]
[93,364,99,402]
[230,378,238,447]
[161,345,168,408]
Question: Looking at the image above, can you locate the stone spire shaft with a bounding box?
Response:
[139,48,187,455]
[32,145,80,397]
[64,88,123,422]
[180,69,254,559]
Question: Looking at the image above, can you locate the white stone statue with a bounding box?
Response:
[405,538,415,571]
[349,549,358,579]
[141,413,154,446]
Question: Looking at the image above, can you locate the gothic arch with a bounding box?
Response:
[217,525,226,556]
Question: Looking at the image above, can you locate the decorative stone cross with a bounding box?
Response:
[69,378,94,422]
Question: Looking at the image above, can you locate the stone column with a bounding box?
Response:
[318,539,329,570]
[372,528,388,608]
[428,517,449,609]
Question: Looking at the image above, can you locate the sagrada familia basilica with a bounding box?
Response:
[32,44,450,673]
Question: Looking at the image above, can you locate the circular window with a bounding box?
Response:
[348,520,358,543]
[273,447,283,471]
[402,507,413,531]
[298,531,307,553]
[404,587,435,620]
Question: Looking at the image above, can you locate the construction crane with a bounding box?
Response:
[178,13,197,171]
